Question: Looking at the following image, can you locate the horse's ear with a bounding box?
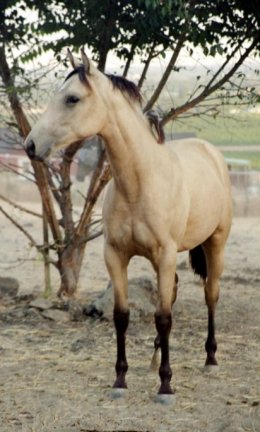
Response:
[67,48,77,69]
[81,47,91,75]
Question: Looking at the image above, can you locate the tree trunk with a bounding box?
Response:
[57,241,86,297]
[56,147,110,297]
[97,3,116,72]
[138,42,155,90]
[122,40,138,78]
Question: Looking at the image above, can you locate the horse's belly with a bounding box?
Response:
[179,192,225,251]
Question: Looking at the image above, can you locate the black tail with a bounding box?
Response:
[189,245,207,281]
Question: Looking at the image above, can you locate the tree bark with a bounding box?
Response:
[57,241,86,297]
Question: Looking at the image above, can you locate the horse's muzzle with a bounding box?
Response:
[25,139,43,161]
[25,139,36,159]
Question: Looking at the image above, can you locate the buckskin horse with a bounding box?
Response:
[25,49,232,403]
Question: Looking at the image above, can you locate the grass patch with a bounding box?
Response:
[223,152,260,170]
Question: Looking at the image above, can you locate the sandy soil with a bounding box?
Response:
[0,208,259,432]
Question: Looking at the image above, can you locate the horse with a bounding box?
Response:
[25,49,232,403]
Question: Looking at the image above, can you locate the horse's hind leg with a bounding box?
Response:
[203,234,226,367]
[104,244,129,391]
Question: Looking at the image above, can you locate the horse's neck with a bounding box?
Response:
[101,100,157,199]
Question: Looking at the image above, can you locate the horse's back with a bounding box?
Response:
[166,138,231,191]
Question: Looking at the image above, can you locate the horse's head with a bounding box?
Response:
[25,49,107,160]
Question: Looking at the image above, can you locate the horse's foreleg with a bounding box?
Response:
[113,308,129,388]
[151,272,178,371]
[155,245,177,395]
[155,311,173,394]
[203,240,225,367]
[104,244,129,390]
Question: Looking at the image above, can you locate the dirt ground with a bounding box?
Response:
[0,210,259,432]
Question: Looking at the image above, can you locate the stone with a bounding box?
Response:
[29,298,53,310]
[41,309,70,322]
[0,277,19,298]
[84,277,157,322]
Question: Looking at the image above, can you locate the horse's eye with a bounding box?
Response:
[65,95,80,105]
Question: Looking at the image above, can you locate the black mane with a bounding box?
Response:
[106,74,142,104]
[65,65,142,103]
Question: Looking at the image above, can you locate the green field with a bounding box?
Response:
[166,110,260,169]
[222,152,260,170]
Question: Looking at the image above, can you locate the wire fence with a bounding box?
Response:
[230,170,260,216]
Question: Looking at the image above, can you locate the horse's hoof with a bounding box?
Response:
[110,388,127,400]
[155,393,176,406]
[204,364,220,375]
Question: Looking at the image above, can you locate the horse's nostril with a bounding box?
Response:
[26,140,36,159]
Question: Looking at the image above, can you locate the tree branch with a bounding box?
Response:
[161,31,260,125]
[0,193,42,218]
[75,147,111,238]
[59,141,82,241]
[144,30,187,112]
[0,204,39,249]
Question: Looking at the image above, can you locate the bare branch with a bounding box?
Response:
[162,31,260,125]
[85,229,103,242]
[59,141,82,240]
[32,160,63,244]
[0,160,36,183]
[75,148,111,238]
[0,193,42,218]
[0,204,39,248]
[144,31,187,112]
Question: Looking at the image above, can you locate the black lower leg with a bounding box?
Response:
[113,308,130,388]
[154,333,161,351]
[155,312,173,394]
[153,273,178,356]
[205,309,218,366]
